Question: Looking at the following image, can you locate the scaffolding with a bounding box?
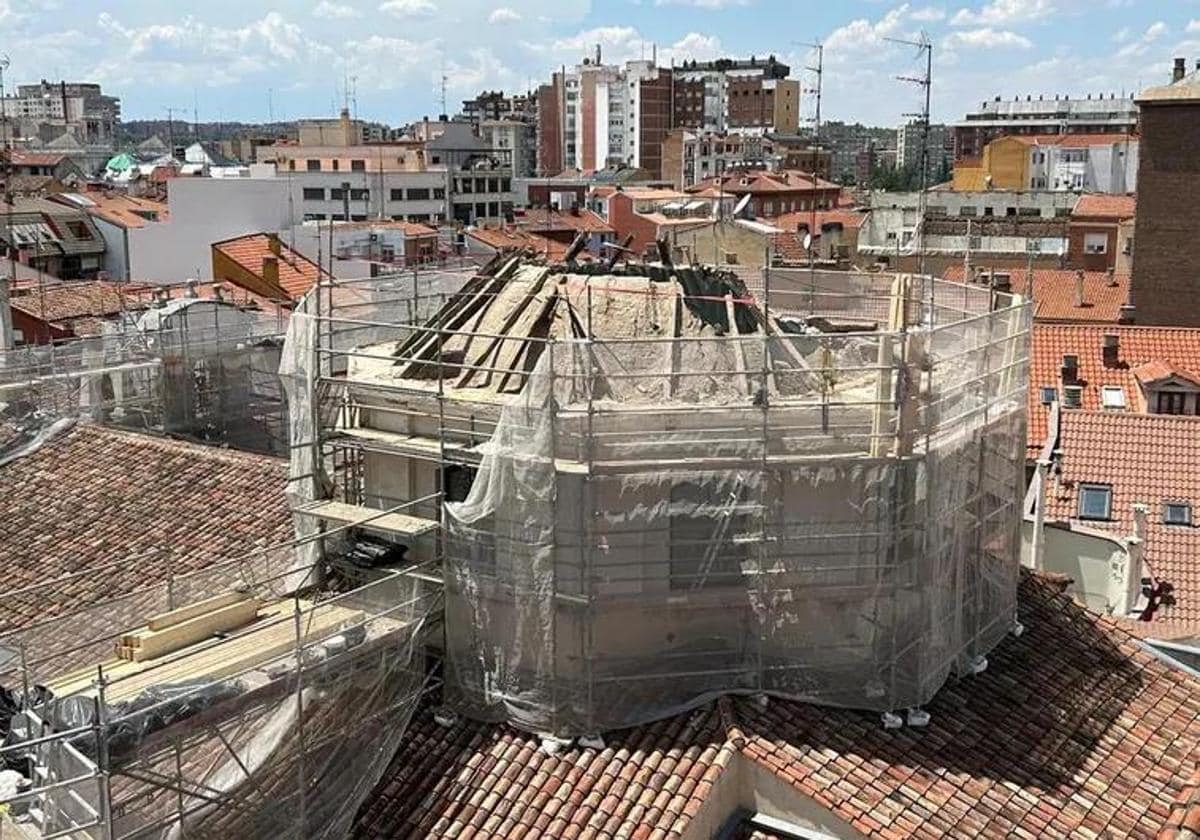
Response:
[0,297,290,456]
[293,257,1031,736]
[0,517,441,839]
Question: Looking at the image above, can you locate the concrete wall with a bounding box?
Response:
[128,177,292,282]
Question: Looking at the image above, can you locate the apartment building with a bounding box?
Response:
[536,55,800,178]
[896,120,951,182]
[460,90,536,125]
[953,92,1138,161]
[954,134,1138,193]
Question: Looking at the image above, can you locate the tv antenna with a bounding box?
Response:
[886,32,933,278]
[793,40,823,142]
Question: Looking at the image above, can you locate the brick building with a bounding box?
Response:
[1068,194,1135,273]
[1130,62,1200,326]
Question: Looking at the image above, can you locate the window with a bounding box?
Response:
[306,159,321,171]
[487,178,499,193]
[1164,501,1193,526]
[302,187,325,201]
[350,159,366,172]
[330,188,346,200]
[433,187,445,199]
[1017,207,1040,217]
[958,206,978,217]
[1063,385,1083,409]
[1084,233,1108,255]
[65,221,92,240]
[1078,484,1113,520]
[332,159,340,171]
[407,187,431,201]
[302,213,326,221]
[669,482,749,590]
[1039,386,1057,405]
[350,188,369,201]
[1157,391,1188,415]
[390,188,404,201]
[460,178,473,194]
[1101,386,1126,410]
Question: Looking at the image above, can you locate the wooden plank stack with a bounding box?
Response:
[117,594,262,663]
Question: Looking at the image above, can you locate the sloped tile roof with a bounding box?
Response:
[354,572,1200,839]
[9,279,158,333]
[1028,323,1200,451]
[1048,410,1200,622]
[771,209,868,231]
[467,227,579,261]
[943,266,1130,323]
[518,207,614,235]
[0,422,292,634]
[213,233,323,300]
[1072,194,1136,220]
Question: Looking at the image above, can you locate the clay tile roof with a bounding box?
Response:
[1132,360,1200,387]
[771,209,867,231]
[0,422,292,634]
[1028,324,1200,452]
[1072,193,1136,220]
[943,266,1130,323]
[354,572,1200,839]
[8,279,158,333]
[82,193,170,228]
[517,207,614,235]
[1049,410,1200,623]
[213,233,323,300]
[10,151,66,167]
[467,227,576,261]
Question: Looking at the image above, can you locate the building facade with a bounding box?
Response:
[896,120,951,183]
[953,93,1139,161]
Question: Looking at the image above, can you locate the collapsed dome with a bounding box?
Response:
[342,256,1031,735]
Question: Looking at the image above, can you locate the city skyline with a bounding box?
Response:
[0,0,1196,128]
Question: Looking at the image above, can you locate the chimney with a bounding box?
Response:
[262,255,280,290]
[1118,302,1136,324]
[212,283,226,303]
[185,278,198,298]
[268,234,282,257]
[1102,332,1119,366]
[595,43,602,65]
[1174,58,1186,83]
[1106,266,1117,287]
[1074,269,1085,308]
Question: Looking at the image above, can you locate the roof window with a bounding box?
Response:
[1078,483,1112,520]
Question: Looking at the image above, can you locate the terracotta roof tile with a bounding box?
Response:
[943,266,1130,323]
[518,208,615,235]
[213,233,323,300]
[1048,410,1200,622]
[1072,194,1136,220]
[467,227,584,261]
[9,279,158,332]
[1028,324,1200,451]
[772,209,868,231]
[354,573,1200,839]
[0,422,292,634]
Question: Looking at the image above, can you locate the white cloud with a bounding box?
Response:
[488,6,521,23]
[1187,19,1200,34]
[313,1,360,18]
[378,0,436,17]
[943,27,1032,49]
[530,26,720,68]
[824,5,913,64]
[1115,21,1167,59]
[653,0,749,8]
[1113,26,1130,43]
[910,6,946,22]
[950,0,1056,27]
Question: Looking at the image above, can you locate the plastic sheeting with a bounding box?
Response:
[439,270,1031,735]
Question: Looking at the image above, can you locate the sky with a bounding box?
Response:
[1,0,1198,128]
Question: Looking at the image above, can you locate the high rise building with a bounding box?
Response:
[896,120,951,183]
[953,92,1138,161]
[536,54,801,177]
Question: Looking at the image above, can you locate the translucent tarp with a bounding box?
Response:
[426,268,1031,734]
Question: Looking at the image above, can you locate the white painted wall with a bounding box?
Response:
[126,177,292,282]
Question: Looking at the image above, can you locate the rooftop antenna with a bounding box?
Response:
[887,31,933,280]
[351,74,358,121]
[268,87,274,124]
[192,88,199,141]
[163,106,189,158]
[439,63,448,120]
[794,40,823,143]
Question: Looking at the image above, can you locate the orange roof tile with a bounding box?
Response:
[1048,410,1200,622]
[1028,323,1200,451]
[9,279,158,332]
[1132,360,1200,387]
[355,571,1200,839]
[213,233,323,300]
[1072,193,1136,220]
[772,209,867,231]
[516,207,614,235]
[0,422,291,634]
[943,266,1130,323]
[467,227,579,261]
[78,193,169,228]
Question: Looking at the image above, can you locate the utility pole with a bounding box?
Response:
[164,106,189,159]
[888,33,933,279]
[794,40,823,143]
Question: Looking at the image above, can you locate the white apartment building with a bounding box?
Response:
[1027,136,1138,193]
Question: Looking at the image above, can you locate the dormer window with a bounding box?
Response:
[1078,483,1113,520]
[1164,501,1193,526]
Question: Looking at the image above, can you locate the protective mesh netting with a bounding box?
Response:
[435,269,1030,734]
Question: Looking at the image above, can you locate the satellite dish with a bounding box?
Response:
[733,194,751,218]
[802,233,813,252]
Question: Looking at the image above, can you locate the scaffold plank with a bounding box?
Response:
[295,500,439,538]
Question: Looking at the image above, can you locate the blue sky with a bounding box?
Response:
[1,0,1197,127]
